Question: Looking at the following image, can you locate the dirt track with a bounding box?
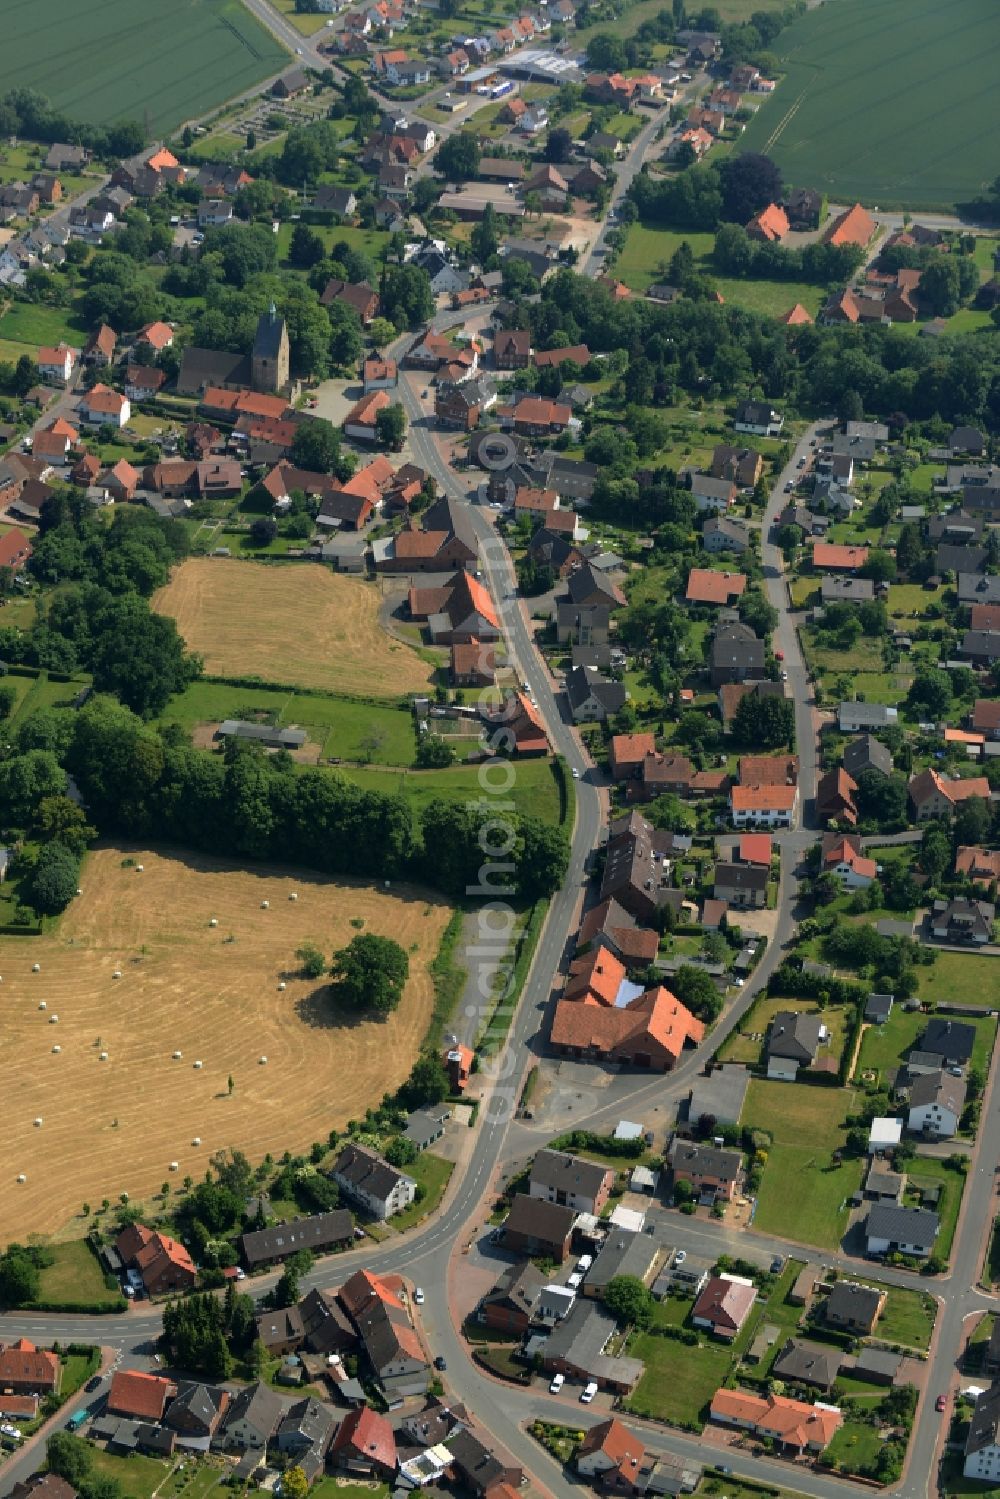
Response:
[1,846,450,1244]
[152,558,434,698]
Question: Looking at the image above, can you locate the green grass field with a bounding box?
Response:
[160,680,419,766]
[0,300,88,354]
[746,1079,862,1248]
[342,758,563,825]
[35,1240,124,1310]
[855,1279,936,1350]
[915,951,1000,1009]
[390,1150,453,1230]
[1,0,288,136]
[615,222,824,317]
[736,0,1000,209]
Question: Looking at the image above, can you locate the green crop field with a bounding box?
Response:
[736,0,1000,210]
[1,0,288,137]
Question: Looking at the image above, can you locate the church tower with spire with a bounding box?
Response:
[251,301,290,393]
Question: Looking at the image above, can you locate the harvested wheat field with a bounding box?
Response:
[1,846,451,1245]
[153,558,434,698]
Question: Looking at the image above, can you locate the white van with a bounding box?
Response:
[549,1372,565,1393]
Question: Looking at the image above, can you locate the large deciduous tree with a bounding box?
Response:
[330,933,410,1016]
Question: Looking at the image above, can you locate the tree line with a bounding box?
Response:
[499,265,1000,428]
[2,696,569,903]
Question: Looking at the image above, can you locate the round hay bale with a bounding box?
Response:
[261,900,270,910]
[32,963,41,973]
[136,864,144,872]
[169,1161,179,1172]
[259,1055,268,1065]
[52,1045,61,1054]
[192,1136,201,1146]
[289,893,298,901]
[194,1060,203,1069]
[38,1001,46,1011]
[16,1174,26,1183]
[112,970,122,980]
[172,1050,182,1060]
[278,981,286,992]
[34,1117,43,1128]
[209,918,218,928]
[99,1051,109,1061]
[50,1015,58,1024]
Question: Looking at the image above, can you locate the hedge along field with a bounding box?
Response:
[0,0,288,137]
[736,0,1000,211]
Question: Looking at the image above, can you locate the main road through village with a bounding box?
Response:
[4,17,1000,1499]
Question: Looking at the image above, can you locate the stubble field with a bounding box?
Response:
[153,558,435,699]
[1,846,451,1245]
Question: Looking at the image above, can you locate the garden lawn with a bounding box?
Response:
[615,225,715,293]
[915,950,1000,1009]
[268,0,333,32]
[0,300,88,352]
[745,1079,862,1248]
[35,1241,123,1310]
[87,1451,174,1499]
[864,1282,937,1351]
[824,1419,883,1475]
[390,1151,454,1231]
[626,1314,735,1425]
[718,996,850,1070]
[161,683,420,765]
[905,1158,966,1261]
[276,221,391,265]
[311,1483,389,1499]
[857,1006,997,1080]
[342,758,563,825]
[614,223,823,317]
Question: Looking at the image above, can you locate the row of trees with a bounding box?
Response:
[713,222,865,286]
[43,696,568,901]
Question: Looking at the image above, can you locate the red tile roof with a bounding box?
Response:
[739,833,772,866]
[780,303,813,325]
[107,1369,173,1420]
[739,755,798,787]
[686,568,747,605]
[610,733,656,773]
[344,389,390,430]
[578,1417,644,1466]
[824,201,876,248]
[0,1339,60,1390]
[748,203,789,241]
[565,945,627,1005]
[812,542,869,571]
[83,383,128,417]
[711,1387,842,1450]
[137,320,173,350]
[731,784,797,812]
[331,1404,397,1471]
[551,984,704,1062]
